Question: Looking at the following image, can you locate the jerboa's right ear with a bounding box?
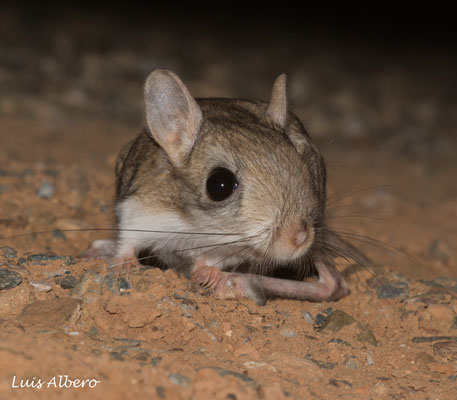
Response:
[144,69,202,167]
[266,73,288,129]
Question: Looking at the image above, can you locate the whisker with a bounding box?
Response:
[317,241,363,283]
[324,213,392,224]
[215,244,254,269]
[313,240,376,284]
[326,185,391,207]
[0,228,244,241]
[107,236,255,270]
[225,247,254,274]
[319,138,335,153]
[314,240,367,270]
[326,183,360,204]
[323,228,421,266]
[192,235,257,262]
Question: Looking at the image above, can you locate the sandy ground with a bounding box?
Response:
[1,10,457,399]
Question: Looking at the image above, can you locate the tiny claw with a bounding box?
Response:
[112,257,141,282]
[191,266,223,290]
[191,265,267,305]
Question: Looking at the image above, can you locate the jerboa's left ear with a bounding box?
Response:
[144,69,202,168]
[266,73,288,129]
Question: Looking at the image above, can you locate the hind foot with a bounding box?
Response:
[190,260,349,305]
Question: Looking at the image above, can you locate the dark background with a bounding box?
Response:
[1,3,456,156]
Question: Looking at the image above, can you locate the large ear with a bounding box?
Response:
[144,69,202,167]
[266,73,288,129]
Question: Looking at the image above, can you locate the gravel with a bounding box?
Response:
[0,269,22,290]
[301,311,314,324]
[55,274,78,289]
[344,356,359,370]
[1,246,17,259]
[280,328,297,338]
[29,280,52,292]
[376,282,410,299]
[168,373,191,387]
[36,181,56,199]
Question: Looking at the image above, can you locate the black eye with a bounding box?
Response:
[206,168,238,201]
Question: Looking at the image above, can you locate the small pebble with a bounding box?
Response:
[105,274,131,294]
[19,297,82,327]
[306,357,335,370]
[29,280,52,292]
[243,361,276,371]
[323,307,333,315]
[47,268,69,278]
[344,356,359,370]
[328,338,352,347]
[168,373,190,387]
[418,277,457,292]
[110,351,127,361]
[27,254,72,266]
[376,282,410,299]
[280,328,297,338]
[313,313,327,328]
[203,367,257,386]
[55,274,78,289]
[37,181,56,199]
[0,269,22,290]
[317,310,378,346]
[329,379,353,388]
[1,246,17,259]
[17,258,27,266]
[366,353,374,365]
[301,311,314,324]
[179,303,196,317]
[433,341,457,361]
[151,357,162,366]
[208,319,219,328]
[89,326,99,338]
[356,325,379,347]
[134,353,149,362]
[156,386,166,399]
[315,310,353,332]
[113,338,141,347]
[412,336,457,343]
